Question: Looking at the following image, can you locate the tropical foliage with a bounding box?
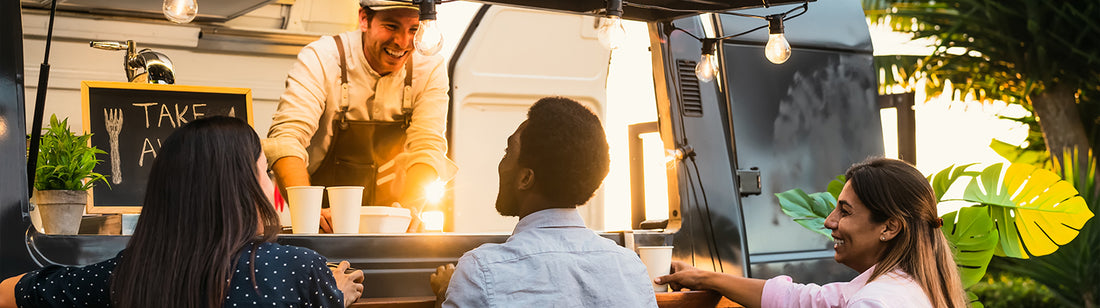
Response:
[34,115,107,191]
[989,150,1100,308]
[863,0,1100,160]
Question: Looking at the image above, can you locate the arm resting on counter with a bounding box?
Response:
[1,274,26,308]
[656,261,764,308]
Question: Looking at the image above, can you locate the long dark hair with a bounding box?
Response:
[845,158,967,308]
[110,116,280,308]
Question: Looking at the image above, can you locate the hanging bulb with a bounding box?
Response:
[765,34,791,64]
[695,53,717,82]
[598,0,625,50]
[765,16,792,64]
[415,19,444,56]
[597,16,626,50]
[415,0,443,56]
[695,39,718,82]
[162,0,198,24]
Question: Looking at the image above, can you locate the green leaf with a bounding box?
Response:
[942,207,998,288]
[990,138,1050,168]
[776,189,836,240]
[963,163,1094,258]
[928,163,979,202]
[826,174,846,201]
[34,114,107,191]
[967,290,984,308]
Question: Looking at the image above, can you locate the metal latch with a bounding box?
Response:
[737,167,761,196]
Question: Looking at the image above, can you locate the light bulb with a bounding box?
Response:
[597,16,626,50]
[415,19,444,56]
[695,53,717,82]
[162,0,198,24]
[765,33,791,64]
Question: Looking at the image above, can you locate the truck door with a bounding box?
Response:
[448,5,612,232]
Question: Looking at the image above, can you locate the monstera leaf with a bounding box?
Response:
[928,163,979,202]
[941,207,998,288]
[776,189,836,239]
[963,163,1094,258]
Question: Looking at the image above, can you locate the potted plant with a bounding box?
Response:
[33,115,107,235]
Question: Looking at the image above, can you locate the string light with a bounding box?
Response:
[627,1,808,81]
[764,15,791,64]
[162,0,197,24]
[598,0,627,49]
[415,0,444,56]
[695,39,719,82]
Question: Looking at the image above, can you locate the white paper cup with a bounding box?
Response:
[327,186,364,234]
[286,186,324,234]
[638,246,674,293]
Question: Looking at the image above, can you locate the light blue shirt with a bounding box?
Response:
[443,208,659,308]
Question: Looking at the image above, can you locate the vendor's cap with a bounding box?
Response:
[360,0,419,10]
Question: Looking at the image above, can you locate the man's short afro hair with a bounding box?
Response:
[519,97,610,206]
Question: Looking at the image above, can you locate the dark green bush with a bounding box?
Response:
[970,272,1057,308]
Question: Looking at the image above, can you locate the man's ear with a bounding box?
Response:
[517,168,535,191]
[358,8,371,31]
[882,217,903,241]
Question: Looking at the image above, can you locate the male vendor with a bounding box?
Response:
[265,0,454,232]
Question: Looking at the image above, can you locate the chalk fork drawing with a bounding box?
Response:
[105,108,123,184]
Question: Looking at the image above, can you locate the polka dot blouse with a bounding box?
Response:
[14,242,344,307]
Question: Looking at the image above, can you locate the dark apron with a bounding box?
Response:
[310,34,413,208]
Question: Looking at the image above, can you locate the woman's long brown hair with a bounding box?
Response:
[110,116,281,308]
[846,158,968,308]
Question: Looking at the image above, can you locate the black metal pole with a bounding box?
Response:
[26,0,59,197]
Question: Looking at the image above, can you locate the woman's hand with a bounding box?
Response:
[655,261,711,292]
[330,261,364,307]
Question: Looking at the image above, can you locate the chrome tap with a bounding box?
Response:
[90,40,175,84]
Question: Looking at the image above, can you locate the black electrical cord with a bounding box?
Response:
[650,1,810,45]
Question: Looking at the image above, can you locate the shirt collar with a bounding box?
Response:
[512,207,586,236]
[840,264,877,298]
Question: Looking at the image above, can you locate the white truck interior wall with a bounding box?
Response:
[450,6,611,232]
[20,0,363,139]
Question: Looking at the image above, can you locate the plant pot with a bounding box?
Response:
[34,190,87,235]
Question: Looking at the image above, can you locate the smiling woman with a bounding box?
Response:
[656,158,968,308]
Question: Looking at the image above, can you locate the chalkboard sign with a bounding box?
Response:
[81,81,252,213]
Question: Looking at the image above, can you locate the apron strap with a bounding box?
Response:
[401,55,413,129]
[333,35,351,129]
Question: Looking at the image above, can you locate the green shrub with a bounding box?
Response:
[970,272,1057,308]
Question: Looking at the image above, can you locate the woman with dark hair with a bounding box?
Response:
[0,116,364,307]
[656,158,967,308]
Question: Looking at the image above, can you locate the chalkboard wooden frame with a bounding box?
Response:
[81,81,253,214]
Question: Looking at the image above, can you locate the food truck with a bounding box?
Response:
[0,0,882,303]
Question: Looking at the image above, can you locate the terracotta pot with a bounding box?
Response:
[34,190,87,235]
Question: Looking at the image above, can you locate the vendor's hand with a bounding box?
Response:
[320,208,333,233]
[430,264,455,307]
[405,205,425,233]
[330,261,364,307]
[655,261,708,292]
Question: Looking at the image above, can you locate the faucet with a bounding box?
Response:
[90,40,175,85]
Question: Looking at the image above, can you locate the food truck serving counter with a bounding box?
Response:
[26,231,671,299]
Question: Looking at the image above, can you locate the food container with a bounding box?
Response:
[359,206,412,233]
